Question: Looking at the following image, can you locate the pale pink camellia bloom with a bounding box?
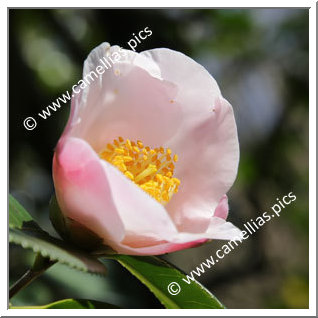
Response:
[52,42,241,255]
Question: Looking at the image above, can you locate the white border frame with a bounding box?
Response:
[3,1,316,316]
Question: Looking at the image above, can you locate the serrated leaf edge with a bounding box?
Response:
[9,231,107,276]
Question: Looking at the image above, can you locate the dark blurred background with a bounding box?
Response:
[9,9,309,309]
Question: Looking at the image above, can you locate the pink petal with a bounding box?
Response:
[112,217,241,255]
[100,158,179,243]
[63,43,183,153]
[84,43,162,80]
[141,48,221,114]
[112,239,206,255]
[174,217,242,242]
[167,97,239,231]
[53,137,125,243]
[139,48,239,232]
[213,195,229,220]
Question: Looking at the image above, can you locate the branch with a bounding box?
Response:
[9,253,57,299]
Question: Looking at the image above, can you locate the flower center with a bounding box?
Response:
[99,137,181,205]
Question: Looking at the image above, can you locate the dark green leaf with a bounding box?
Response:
[9,194,39,230]
[10,298,119,309]
[109,255,225,309]
[9,194,107,275]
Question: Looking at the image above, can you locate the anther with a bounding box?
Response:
[99,138,180,205]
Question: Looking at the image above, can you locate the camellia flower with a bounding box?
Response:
[52,43,241,255]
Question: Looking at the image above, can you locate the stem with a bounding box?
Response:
[9,253,57,299]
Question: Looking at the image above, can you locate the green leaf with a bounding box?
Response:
[9,194,40,230]
[10,298,119,309]
[109,255,225,309]
[9,194,107,275]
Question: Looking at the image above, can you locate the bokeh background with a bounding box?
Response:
[9,9,309,309]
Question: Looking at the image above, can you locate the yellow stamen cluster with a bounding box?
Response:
[99,137,180,205]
